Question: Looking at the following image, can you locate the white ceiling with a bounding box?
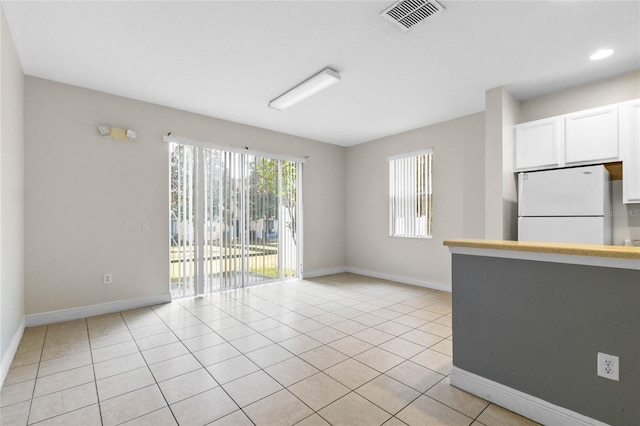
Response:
[3,1,639,146]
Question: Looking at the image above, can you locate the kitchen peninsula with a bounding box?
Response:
[444,239,640,426]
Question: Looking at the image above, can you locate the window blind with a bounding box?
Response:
[388,150,433,238]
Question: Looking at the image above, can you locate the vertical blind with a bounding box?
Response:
[388,149,433,238]
[168,136,303,298]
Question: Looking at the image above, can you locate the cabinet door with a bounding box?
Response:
[621,100,640,204]
[565,105,619,164]
[514,118,562,171]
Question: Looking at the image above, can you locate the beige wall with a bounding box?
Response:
[18,64,640,319]
[345,112,485,290]
[1,6,25,380]
[484,87,520,241]
[518,70,640,245]
[519,70,640,123]
[24,77,345,315]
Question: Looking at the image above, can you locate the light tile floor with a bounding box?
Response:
[0,274,540,426]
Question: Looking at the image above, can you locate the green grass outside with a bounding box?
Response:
[170,253,295,282]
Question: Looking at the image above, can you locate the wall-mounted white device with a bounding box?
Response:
[98,125,137,141]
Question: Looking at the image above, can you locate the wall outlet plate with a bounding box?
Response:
[597,352,619,381]
[103,273,113,285]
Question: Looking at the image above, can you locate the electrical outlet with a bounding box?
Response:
[597,352,619,381]
[142,221,150,232]
[103,273,113,285]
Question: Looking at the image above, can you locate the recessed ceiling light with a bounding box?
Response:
[590,49,614,61]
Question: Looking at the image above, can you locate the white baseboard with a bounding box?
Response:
[302,267,348,279]
[346,267,451,292]
[1,317,26,386]
[25,293,172,327]
[301,266,451,293]
[450,366,609,426]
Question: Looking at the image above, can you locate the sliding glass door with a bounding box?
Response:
[170,143,302,298]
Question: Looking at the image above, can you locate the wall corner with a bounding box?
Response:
[484,86,521,241]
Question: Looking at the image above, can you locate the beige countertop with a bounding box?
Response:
[443,239,640,261]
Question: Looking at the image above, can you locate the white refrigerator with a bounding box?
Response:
[518,165,612,244]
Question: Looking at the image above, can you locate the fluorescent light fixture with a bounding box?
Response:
[590,49,614,61]
[269,68,341,110]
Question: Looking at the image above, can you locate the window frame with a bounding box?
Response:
[388,149,433,239]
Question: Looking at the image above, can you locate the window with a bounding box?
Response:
[389,149,433,238]
[169,139,303,298]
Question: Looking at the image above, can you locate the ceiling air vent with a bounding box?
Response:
[381,0,444,31]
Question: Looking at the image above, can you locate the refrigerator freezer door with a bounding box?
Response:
[518,217,610,244]
[518,165,607,217]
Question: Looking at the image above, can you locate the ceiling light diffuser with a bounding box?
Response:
[589,49,614,60]
[269,68,341,110]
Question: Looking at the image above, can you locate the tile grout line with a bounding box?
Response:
[8,279,461,426]
[24,323,46,426]
[175,287,448,425]
[120,306,189,426]
[174,292,377,423]
[24,319,99,426]
[171,296,312,424]
[84,317,105,426]
[146,299,265,425]
[204,281,450,419]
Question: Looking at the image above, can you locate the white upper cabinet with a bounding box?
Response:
[621,99,640,204]
[514,118,563,171]
[514,102,624,172]
[565,105,619,165]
